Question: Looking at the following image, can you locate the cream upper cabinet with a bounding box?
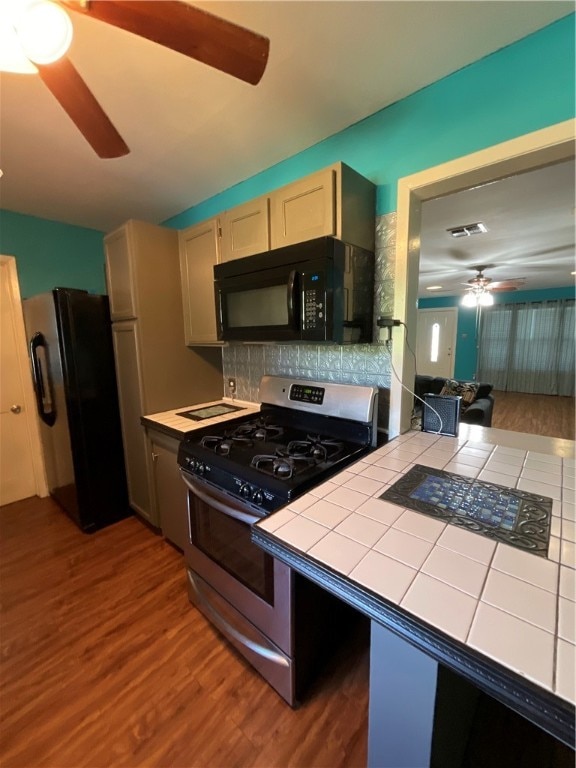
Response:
[221,196,270,262]
[179,217,222,345]
[270,163,375,252]
[104,227,137,320]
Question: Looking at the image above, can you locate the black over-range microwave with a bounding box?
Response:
[213,237,374,343]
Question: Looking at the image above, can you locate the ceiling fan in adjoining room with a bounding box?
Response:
[461,265,526,307]
[0,0,270,159]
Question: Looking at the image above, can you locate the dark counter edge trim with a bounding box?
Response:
[252,527,575,749]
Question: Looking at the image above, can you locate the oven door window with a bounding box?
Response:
[190,494,275,604]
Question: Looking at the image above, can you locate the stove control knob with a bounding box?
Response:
[252,489,263,505]
[195,461,206,476]
[240,483,252,499]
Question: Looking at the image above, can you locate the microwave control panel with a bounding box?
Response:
[302,271,326,334]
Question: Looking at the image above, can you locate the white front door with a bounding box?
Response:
[0,257,47,505]
[416,308,458,378]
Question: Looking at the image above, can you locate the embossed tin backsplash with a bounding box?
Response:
[221,213,397,432]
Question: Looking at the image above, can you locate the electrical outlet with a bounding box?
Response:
[228,378,236,393]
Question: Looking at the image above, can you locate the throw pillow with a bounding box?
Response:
[440,379,479,405]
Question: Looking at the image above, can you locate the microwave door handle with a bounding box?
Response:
[286,270,299,328]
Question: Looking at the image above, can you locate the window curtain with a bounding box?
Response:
[478,299,575,396]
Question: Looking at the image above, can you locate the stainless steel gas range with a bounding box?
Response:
[177,375,378,705]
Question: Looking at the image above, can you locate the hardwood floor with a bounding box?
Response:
[0,497,369,768]
[491,391,575,441]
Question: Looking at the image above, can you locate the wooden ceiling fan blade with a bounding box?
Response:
[64,1,270,85]
[37,57,129,158]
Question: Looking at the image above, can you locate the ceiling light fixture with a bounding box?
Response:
[461,286,494,307]
[0,0,72,73]
[426,285,444,291]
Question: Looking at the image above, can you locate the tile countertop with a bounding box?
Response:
[253,425,575,740]
[141,398,260,439]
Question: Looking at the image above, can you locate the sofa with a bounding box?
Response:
[414,375,495,427]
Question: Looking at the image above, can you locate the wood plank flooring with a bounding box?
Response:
[491,391,575,441]
[0,496,369,768]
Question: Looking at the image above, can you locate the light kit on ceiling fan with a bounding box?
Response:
[461,265,495,307]
[2,0,270,158]
[0,0,72,71]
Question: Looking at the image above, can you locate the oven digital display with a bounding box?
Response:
[290,384,325,405]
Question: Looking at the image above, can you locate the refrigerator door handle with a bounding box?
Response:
[29,332,56,426]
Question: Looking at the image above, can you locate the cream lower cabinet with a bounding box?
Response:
[148,429,188,551]
[179,218,222,345]
[111,321,155,524]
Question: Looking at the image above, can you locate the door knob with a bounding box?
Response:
[10,404,22,414]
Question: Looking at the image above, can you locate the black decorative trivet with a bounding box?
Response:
[380,464,552,557]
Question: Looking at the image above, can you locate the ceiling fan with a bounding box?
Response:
[461,266,526,306]
[2,0,270,158]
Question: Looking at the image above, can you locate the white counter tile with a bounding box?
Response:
[273,516,328,551]
[421,547,489,598]
[308,531,369,575]
[469,603,554,690]
[520,467,562,486]
[491,545,559,593]
[323,486,369,511]
[355,497,405,526]
[517,478,562,500]
[301,499,351,528]
[374,527,434,569]
[401,573,477,641]
[335,512,389,548]
[556,639,576,702]
[559,565,576,602]
[437,525,497,565]
[442,462,481,479]
[363,463,401,484]
[478,469,519,486]
[392,509,445,543]
[525,458,562,475]
[558,597,576,644]
[350,550,417,603]
[343,474,386,497]
[481,570,556,633]
[258,508,297,533]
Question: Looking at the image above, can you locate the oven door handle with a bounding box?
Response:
[180,469,261,526]
[187,571,290,668]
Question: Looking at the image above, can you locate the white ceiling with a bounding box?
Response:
[0,1,573,236]
[419,159,576,298]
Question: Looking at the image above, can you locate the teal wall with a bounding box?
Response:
[165,14,575,228]
[419,286,575,380]
[0,210,105,298]
[0,15,574,297]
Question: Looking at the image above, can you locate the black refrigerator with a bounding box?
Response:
[23,288,130,532]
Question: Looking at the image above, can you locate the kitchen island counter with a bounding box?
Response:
[253,425,575,765]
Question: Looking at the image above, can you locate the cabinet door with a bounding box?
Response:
[221,196,270,262]
[150,432,188,551]
[270,168,336,249]
[104,227,137,320]
[112,321,155,524]
[179,218,222,345]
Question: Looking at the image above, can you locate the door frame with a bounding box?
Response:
[0,255,48,499]
[389,118,575,437]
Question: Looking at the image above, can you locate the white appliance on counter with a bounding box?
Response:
[105,219,223,528]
